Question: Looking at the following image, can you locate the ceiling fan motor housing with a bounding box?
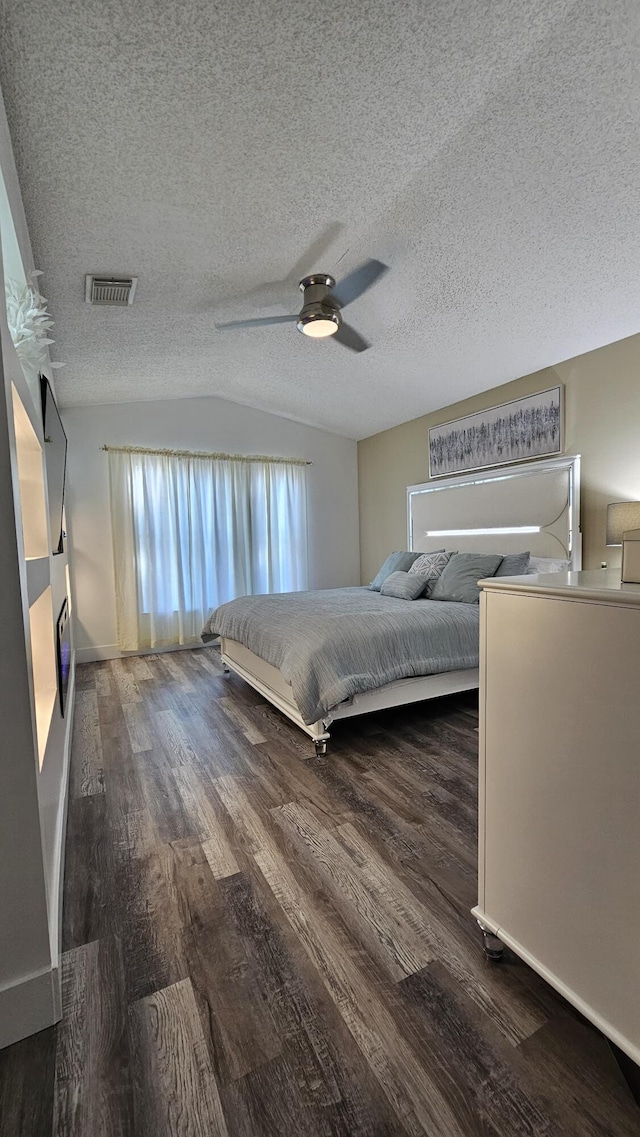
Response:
[297,274,342,335]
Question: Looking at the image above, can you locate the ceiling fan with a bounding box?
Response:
[215,259,389,353]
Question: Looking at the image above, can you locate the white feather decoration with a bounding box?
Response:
[5,271,63,381]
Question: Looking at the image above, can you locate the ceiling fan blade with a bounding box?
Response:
[333,322,370,353]
[331,259,389,309]
[216,314,298,330]
[225,278,292,311]
[289,222,344,281]
[219,224,345,313]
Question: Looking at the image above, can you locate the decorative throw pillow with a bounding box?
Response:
[368,550,421,591]
[527,556,571,574]
[407,550,453,596]
[380,571,431,600]
[430,552,504,604]
[494,551,531,576]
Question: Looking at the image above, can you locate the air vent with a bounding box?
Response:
[85,275,138,306]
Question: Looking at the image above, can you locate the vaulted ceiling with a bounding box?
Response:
[1,0,639,438]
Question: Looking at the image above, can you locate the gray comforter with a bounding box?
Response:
[202,587,479,725]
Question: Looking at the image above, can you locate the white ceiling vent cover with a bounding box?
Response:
[85,275,138,306]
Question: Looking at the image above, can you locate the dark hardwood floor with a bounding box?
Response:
[1,647,638,1135]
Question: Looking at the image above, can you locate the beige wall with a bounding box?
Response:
[358,333,640,582]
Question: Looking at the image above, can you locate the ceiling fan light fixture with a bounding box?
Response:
[297,308,341,338]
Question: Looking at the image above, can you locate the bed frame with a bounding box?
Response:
[221,637,479,755]
[221,454,581,755]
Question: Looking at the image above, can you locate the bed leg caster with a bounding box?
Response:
[477,919,504,961]
[222,663,230,674]
[314,738,328,757]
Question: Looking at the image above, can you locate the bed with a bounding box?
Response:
[202,454,581,754]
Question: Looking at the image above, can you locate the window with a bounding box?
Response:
[108,447,308,651]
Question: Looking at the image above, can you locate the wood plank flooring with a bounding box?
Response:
[1,646,638,1136]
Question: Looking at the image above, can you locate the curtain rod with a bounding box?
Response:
[100,444,312,466]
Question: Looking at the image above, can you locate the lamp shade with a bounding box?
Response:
[606,501,640,546]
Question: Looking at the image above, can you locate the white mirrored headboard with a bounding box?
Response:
[407,454,582,567]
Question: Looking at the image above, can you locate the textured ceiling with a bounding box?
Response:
[1,0,640,439]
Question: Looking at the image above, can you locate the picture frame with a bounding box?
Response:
[428,385,563,478]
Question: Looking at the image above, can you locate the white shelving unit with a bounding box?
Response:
[12,381,49,558]
[0,84,75,1048]
[29,585,58,769]
[12,382,61,767]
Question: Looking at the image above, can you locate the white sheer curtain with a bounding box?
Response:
[108,448,308,651]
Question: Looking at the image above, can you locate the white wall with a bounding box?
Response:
[63,395,360,661]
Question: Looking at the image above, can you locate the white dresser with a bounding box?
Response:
[474,569,640,1066]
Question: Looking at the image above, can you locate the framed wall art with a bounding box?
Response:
[428,385,563,478]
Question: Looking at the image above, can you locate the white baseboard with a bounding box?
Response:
[76,641,219,664]
[0,965,61,1050]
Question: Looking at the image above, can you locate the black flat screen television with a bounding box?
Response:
[40,376,68,555]
[56,599,71,716]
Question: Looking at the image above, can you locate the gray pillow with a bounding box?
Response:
[368,550,421,591]
[380,571,430,600]
[407,551,453,596]
[430,552,504,604]
[494,551,530,576]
